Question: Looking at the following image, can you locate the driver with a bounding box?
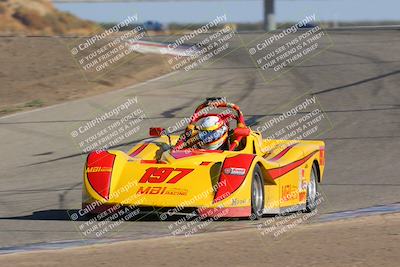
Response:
[197,116,229,150]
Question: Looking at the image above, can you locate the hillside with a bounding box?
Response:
[0,0,99,35]
[0,36,173,116]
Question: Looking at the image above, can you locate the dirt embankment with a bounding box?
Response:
[0,0,98,35]
[0,213,399,267]
[0,36,172,116]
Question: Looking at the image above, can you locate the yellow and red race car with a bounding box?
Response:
[82,98,325,219]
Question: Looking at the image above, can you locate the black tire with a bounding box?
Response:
[250,165,265,220]
[305,162,319,212]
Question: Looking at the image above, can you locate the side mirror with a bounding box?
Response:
[234,127,250,137]
[149,127,165,137]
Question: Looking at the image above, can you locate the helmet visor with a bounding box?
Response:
[198,126,227,144]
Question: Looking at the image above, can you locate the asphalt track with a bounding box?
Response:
[0,29,399,249]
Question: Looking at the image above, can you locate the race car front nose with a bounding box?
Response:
[85,151,116,200]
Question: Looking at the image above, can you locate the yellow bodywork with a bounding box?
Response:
[82,130,325,216]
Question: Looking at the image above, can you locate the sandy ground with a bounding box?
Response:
[0,36,171,116]
[0,213,399,267]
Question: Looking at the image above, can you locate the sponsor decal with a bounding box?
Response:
[298,168,307,191]
[136,186,188,196]
[281,185,299,202]
[138,167,194,184]
[299,192,306,202]
[223,167,246,176]
[87,166,112,173]
[231,198,249,206]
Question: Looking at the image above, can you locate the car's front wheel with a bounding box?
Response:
[305,162,319,212]
[250,165,265,220]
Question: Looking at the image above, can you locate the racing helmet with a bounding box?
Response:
[198,116,228,150]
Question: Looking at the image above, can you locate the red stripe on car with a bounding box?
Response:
[213,154,256,203]
[129,143,148,157]
[267,151,318,180]
[269,143,298,161]
[319,146,325,166]
[171,149,223,159]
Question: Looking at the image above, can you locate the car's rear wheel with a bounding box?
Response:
[305,162,319,212]
[250,165,264,220]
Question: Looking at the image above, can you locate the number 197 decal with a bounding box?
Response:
[139,167,193,184]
